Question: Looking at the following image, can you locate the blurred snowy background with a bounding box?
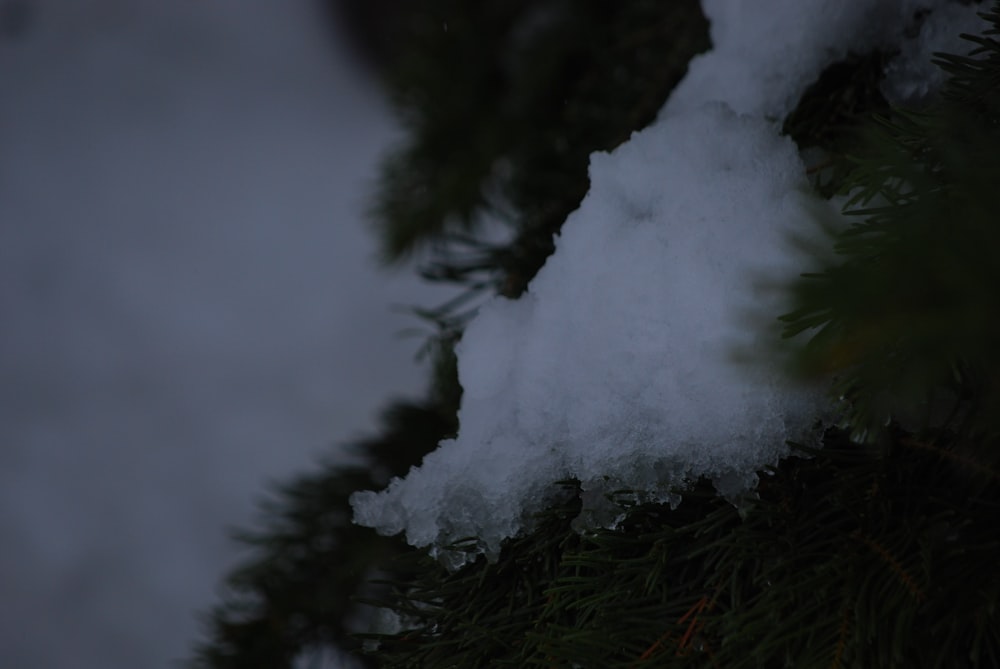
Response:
[0,1,445,666]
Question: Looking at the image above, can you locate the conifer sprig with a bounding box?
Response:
[359,6,1000,668]
[781,4,1000,446]
[362,430,1000,668]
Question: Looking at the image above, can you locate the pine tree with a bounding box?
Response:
[193,2,1000,667]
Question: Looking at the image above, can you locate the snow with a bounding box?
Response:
[0,2,448,668]
[669,1,928,119]
[881,2,988,105]
[352,0,982,565]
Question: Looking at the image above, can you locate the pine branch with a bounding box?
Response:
[781,3,1000,445]
[362,428,1000,668]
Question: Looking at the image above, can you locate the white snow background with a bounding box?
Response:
[351,0,985,566]
[0,1,450,667]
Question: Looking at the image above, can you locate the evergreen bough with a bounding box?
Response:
[193,3,1000,668]
[360,6,1000,667]
[364,431,1000,668]
[782,7,1000,446]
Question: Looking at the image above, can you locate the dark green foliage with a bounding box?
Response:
[190,398,457,669]
[357,5,1000,668]
[363,428,1000,668]
[783,50,892,152]
[781,5,1000,445]
[195,3,1000,668]
[782,49,893,198]
[373,0,709,300]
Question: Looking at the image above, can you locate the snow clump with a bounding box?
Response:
[352,0,983,566]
